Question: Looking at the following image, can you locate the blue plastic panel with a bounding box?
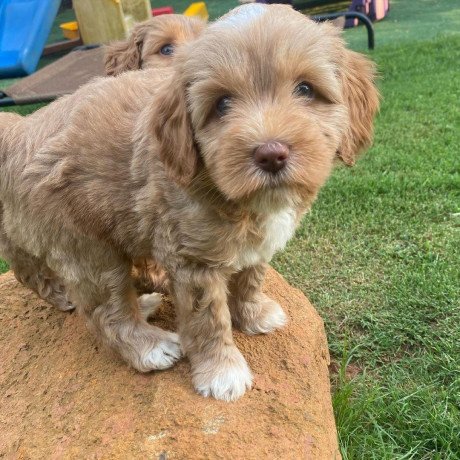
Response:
[0,0,61,78]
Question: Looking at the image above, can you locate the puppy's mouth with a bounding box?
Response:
[224,151,301,203]
[234,162,300,211]
[203,140,313,206]
[254,166,291,189]
[244,179,303,213]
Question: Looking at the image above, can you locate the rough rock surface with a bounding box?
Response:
[0,268,340,459]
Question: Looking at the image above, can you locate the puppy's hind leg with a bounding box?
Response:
[83,261,181,372]
[10,248,74,311]
[228,264,287,335]
[0,205,73,311]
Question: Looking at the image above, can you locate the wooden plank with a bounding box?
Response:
[42,38,83,56]
[73,0,127,44]
[121,0,151,24]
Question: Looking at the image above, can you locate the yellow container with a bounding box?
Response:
[60,21,80,40]
[184,2,209,22]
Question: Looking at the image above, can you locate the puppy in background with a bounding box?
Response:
[0,4,379,401]
[104,14,205,76]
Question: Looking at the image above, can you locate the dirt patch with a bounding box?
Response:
[0,267,340,459]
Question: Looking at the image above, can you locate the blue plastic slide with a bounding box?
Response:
[0,0,61,78]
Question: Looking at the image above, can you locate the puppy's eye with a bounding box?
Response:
[216,96,232,117]
[294,82,314,100]
[160,44,174,56]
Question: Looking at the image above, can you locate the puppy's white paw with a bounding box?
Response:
[137,331,182,372]
[138,292,162,319]
[240,297,287,335]
[192,348,253,401]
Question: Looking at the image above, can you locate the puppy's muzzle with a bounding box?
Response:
[254,141,289,174]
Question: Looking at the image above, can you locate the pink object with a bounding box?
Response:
[152,6,174,16]
[346,0,390,27]
[372,0,390,21]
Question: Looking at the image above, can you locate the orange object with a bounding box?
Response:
[60,21,79,40]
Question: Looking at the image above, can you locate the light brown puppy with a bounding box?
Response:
[104,14,205,76]
[0,4,379,401]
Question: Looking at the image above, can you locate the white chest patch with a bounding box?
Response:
[235,208,297,270]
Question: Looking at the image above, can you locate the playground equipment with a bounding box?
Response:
[0,46,105,106]
[294,0,379,49]
[72,0,151,44]
[60,21,80,40]
[152,6,174,16]
[258,0,390,49]
[0,0,61,77]
[345,0,389,27]
[184,2,209,22]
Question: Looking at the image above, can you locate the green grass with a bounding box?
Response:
[272,5,460,458]
[0,259,8,273]
[344,0,460,51]
[1,1,459,458]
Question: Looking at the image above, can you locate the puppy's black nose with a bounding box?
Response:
[254,141,289,173]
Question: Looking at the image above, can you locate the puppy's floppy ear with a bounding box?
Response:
[152,79,200,186]
[338,50,380,165]
[104,23,149,76]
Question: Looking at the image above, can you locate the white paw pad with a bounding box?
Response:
[193,351,253,401]
[139,332,182,371]
[256,302,287,333]
[243,301,287,335]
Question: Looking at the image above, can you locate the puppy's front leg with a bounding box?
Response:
[171,268,252,401]
[228,264,287,335]
[82,263,181,372]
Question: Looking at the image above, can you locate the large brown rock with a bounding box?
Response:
[0,268,340,459]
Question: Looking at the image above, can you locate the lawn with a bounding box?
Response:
[1,1,459,458]
[274,30,460,458]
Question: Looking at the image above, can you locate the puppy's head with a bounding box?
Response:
[104,15,205,76]
[153,5,379,208]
